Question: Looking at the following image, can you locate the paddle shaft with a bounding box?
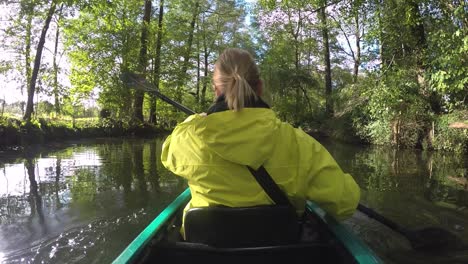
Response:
[357,204,408,235]
[122,72,196,115]
[134,84,195,115]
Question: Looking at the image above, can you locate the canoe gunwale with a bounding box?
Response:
[306,201,383,264]
[112,188,191,264]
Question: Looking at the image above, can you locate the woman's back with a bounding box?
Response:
[161,105,359,221]
[161,47,360,227]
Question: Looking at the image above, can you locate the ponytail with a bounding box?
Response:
[225,70,258,111]
[213,48,260,111]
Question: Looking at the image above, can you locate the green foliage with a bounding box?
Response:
[426,3,468,109]
[0,115,21,129]
[69,168,98,203]
[365,70,430,147]
[335,69,433,148]
[36,101,55,115]
[63,0,141,120]
[432,110,468,153]
[0,0,466,153]
[0,114,164,149]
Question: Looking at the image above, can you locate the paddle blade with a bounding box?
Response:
[358,204,466,252]
[120,72,146,87]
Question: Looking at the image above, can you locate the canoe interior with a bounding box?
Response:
[132,206,359,264]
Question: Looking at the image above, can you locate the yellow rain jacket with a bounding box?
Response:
[161,108,360,225]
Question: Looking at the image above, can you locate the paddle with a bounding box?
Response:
[121,72,196,115]
[122,72,465,252]
[358,204,465,251]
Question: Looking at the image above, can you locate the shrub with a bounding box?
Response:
[432,110,468,153]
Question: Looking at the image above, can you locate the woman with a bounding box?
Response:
[161,48,360,237]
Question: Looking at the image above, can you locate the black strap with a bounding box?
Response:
[247,166,294,208]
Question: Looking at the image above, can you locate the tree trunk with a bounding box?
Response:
[196,21,200,103]
[53,5,63,115]
[53,23,60,114]
[353,13,361,82]
[201,43,209,107]
[25,13,32,96]
[149,0,164,124]
[24,0,57,122]
[378,0,386,69]
[134,0,152,122]
[319,3,333,116]
[392,118,401,148]
[178,0,200,96]
[200,14,210,108]
[1,99,4,116]
[285,6,302,124]
[409,1,426,86]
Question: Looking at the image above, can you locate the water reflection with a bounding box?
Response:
[133,143,148,207]
[148,141,161,193]
[0,138,466,263]
[54,158,62,210]
[25,156,46,234]
[0,138,186,263]
[321,140,468,263]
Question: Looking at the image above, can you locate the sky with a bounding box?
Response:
[0,3,22,104]
[0,2,71,105]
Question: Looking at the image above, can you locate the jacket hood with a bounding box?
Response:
[192,108,279,169]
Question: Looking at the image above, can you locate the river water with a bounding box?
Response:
[0,137,467,263]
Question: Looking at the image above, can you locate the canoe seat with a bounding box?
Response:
[184,205,301,247]
[142,208,356,264]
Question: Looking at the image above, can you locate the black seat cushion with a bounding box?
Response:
[184,206,301,247]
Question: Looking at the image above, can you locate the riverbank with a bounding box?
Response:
[1,113,467,154]
[0,116,168,151]
[315,111,468,154]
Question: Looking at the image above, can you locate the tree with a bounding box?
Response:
[329,0,367,82]
[149,0,165,124]
[425,0,468,110]
[256,0,339,124]
[180,0,200,87]
[24,0,58,122]
[197,0,246,107]
[0,1,35,113]
[64,0,141,119]
[24,1,33,97]
[52,4,64,114]
[319,0,333,116]
[133,0,152,122]
[0,98,5,116]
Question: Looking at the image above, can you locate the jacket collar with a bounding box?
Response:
[206,94,270,115]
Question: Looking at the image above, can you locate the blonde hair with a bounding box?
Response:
[213,48,260,111]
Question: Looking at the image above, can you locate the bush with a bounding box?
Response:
[0,116,22,147]
[100,108,111,119]
[343,69,433,148]
[432,110,468,153]
[0,115,164,149]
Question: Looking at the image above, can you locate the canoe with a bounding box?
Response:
[113,188,383,264]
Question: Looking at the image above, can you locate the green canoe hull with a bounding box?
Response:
[113,188,382,264]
